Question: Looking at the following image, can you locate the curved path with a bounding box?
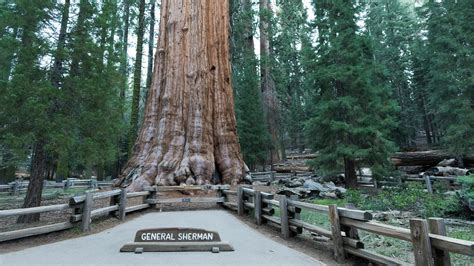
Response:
[0,210,324,265]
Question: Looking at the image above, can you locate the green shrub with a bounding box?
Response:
[458,174,474,199]
[343,184,462,218]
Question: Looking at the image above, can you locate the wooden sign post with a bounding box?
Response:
[120,228,234,253]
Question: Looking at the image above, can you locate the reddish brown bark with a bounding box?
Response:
[117,0,247,191]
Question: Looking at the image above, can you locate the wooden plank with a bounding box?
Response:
[242,187,255,196]
[340,218,412,241]
[222,190,237,196]
[410,218,434,266]
[154,185,230,192]
[329,204,345,262]
[125,203,150,213]
[0,222,73,242]
[262,198,279,206]
[279,196,290,239]
[237,187,244,216]
[263,214,302,234]
[120,241,234,252]
[70,189,121,205]
[428,218,451,266]
[430,234,474,257]
[255,191,263,226]
[223,202,238,211]
[126,191,149,198]
[109,192,119,217]
[0,204,70,218]
[119,189,128,221]
[147,197,225,204]
[262,207,275,216]
[81,192,93,232]
[262,214,280,225]
[290,219,332,238]
[344,246,405,266]
[91,205,119,218]
[287,200,372,221]
[244,202,255,209]
[424,175,433,194]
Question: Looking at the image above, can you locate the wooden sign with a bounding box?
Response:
[120,227,234,253]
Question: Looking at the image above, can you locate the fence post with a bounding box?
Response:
[118,189,127,221]
[279,196,290,239]
[81,192,93,232]
[254,191,262,225]
[343,203,360,240]
[237,187,244,216]
[109,193,120,217]
[410,218,434,266]
[424,175,433,194]
[428,218,451,266]
[328,204,345,262]
[147,187,157,209]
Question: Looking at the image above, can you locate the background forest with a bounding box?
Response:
[0,0,473,184]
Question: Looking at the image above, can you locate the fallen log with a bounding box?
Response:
[426,166,471,176]
[274,165,311,173]
[391,150,474,167]
[286,154,317,160]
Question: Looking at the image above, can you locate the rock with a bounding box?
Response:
[286,179,303,188]
[335,188,346,199]
[252,181,270,186]
[320,175,344,184]
[303,180,328,192]
[437,158,457,167]
[373,211,398,221]
[335,187,347,194]
[320,192,338,199]
[277,188,305,198]
[324,181,337,190]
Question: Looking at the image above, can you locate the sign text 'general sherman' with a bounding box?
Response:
[134,228,221,243]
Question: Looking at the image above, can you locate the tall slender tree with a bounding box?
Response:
[145,0,156,101]
[129,0,146,152]
[231,0,270,170]
[259,0,280,163]
[306,0,397,188]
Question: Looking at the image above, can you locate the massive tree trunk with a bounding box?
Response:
[259,0,280,163]
[117,0,247,191]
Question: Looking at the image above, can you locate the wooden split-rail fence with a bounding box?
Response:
[0,179,114,196]
[0,185,473,266]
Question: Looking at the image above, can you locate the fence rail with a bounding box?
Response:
[0,179,114,196]
[223,186,474,266]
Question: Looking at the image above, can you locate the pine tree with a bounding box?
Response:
[259,0,280,163]
[366,0,419,148]
[231,0,270,170]
[129,0,146,152]
[306,0,397,188]
[423,0,474,157]
[273,0,310,153]
[2,0,56,223]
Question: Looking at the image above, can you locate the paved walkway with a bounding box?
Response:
[0,210,324,265]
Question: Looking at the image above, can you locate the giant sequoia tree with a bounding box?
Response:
[117,0,247,191]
